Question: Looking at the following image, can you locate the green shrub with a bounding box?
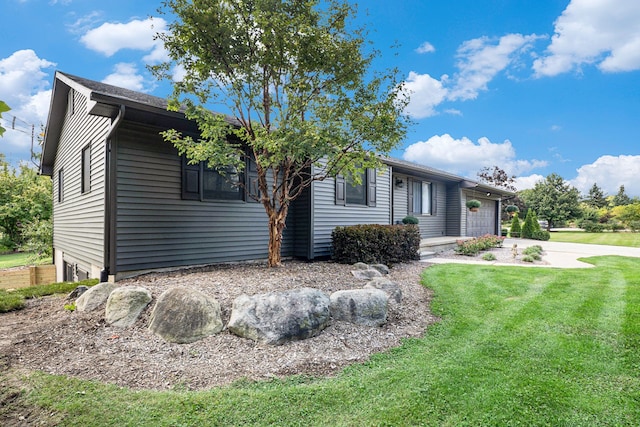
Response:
[522,255,535,263]
[455,235,505,256]
[510,214,521,238]
[531,230,550,241]
[582,220,604,233]
[522,245,543,256]
[629,221,640,232]
[331,224,420,265]
[482,252,497,261]
[501,228,508,236]
[402,215,419,225]
[521,210,537,239]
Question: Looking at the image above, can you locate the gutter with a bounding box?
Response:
[101,105,125,282]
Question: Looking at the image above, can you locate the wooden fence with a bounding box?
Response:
[0,265,56,290]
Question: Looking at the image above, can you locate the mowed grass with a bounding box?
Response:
[0,252,35,269]
[551,230,640,247]
[4,256,640,426]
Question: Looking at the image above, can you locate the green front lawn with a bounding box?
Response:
[3,256,640,425]
[551,231,640,247]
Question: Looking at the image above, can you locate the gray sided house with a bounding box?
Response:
[41,72,512,282]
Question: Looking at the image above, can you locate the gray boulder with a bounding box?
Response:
[105,286,152,328]
[148,287,223,344]
[351,269,383,280]
[370,264,390,275]
[67,285,89,300]
[329,288,388,326]
[228,287,330,345]
[364,277,402,304]
[352,262,370,270]
[75,282,117,312]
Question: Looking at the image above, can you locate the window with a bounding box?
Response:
[410,180,432,215]
[346,170,367,205]
[182,156,244,201]
[335,168,377,207]
[58,169,64,203]
[81,145,91,193]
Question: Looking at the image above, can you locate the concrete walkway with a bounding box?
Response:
[425,238,640,269]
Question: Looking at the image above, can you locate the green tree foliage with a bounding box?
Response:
[612,185,631,206]
[154,0,409,267]
[0,156,52,251]
[521,210,536,239]
[510,213,521,237]
[520,173,581,230]
[585,183,607,208]
[0,101,9,137]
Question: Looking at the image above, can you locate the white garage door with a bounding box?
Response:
[466,197,497,237]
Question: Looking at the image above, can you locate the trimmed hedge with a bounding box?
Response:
[331,224,420,265]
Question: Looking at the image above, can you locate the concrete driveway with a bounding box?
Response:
[429,238,640,269]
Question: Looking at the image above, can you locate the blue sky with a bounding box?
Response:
[1,0,639,197]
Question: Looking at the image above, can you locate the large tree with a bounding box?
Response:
[476,165,516,191]
[154,0,409,266]
[520,173,581,230]
[612,185,631,206]
[585,183,607,209]
[0,156,52,251]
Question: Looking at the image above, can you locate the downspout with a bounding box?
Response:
[101,105,125,282]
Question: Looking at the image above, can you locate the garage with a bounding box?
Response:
[466,197,497,237]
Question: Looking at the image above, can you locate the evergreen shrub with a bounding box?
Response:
[331,224,420,264]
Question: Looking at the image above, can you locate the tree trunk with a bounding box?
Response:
[267,208,288,267]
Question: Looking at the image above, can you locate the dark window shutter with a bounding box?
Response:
[335,175,346,205]
[246,156,259,203]
[182,156,201,200]
[431,183,437,215]
[367,168,377,207]
[407,178,414,213]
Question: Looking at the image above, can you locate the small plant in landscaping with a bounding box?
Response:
[482,252,496,261]
[64,302,76,312]
[522,255,535,262]
[402,215,419,225]
[455,234,505,256]
[522,245,543,261]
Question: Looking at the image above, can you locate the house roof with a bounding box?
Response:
[39,71,515,197]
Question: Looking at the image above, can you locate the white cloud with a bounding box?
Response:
[102,63,147,92]
[402,134,547,177]
[80,17,168,64]
[448,34,542,101]
[570,155,640,197]
[403,72,448,119]
[0,50,55,158]
[67,11,103,35]
[534,0,640,76]
[404,33,541,117]
[416,41,435,54]
[514,174,545,191]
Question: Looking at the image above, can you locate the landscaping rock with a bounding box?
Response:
[370,264,390,275]
[352,262,370,270]
[351,269,383,280]
[364,277,402,304]
[329,288,388,326]
[148,287,223,344]
[228,287,330,345]
[75,282,117,312]
[67,285,89,300]
[105,286,152,328]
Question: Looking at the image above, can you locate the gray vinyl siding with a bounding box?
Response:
[446,184,463,236]
[52,89,109,274]
[415,181,447,238]
[114,123,293,274]
[392,173,408,224]
[311,166,391,258]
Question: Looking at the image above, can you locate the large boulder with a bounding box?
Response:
[228,287,330,345]
[351,269,383,280]
[105,286,152,328]
[75,282,117,312]
[329,289,388,326]
[364,277,402,304]
[148,287,223,344]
